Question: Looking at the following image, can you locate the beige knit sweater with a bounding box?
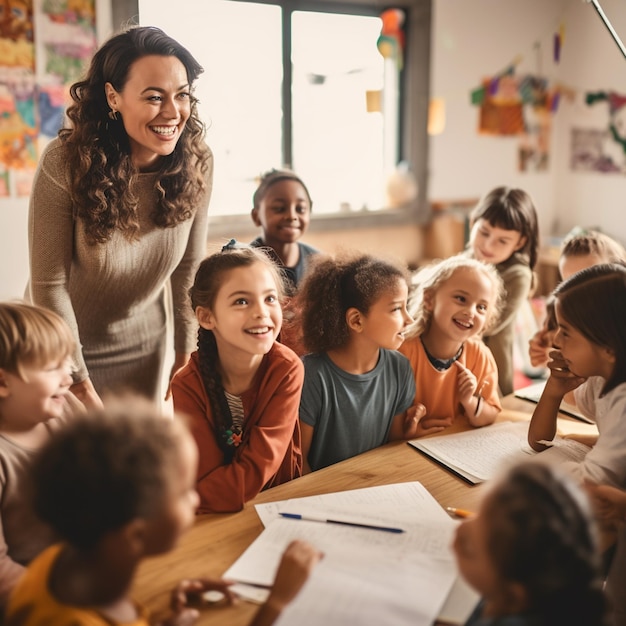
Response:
[27,138,212,399]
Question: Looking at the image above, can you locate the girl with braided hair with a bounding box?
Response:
[455,462,607,626]
[171,241,302,513]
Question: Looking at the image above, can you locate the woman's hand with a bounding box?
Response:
[70,378,103,410]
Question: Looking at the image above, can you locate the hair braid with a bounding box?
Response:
[197,328,236,463]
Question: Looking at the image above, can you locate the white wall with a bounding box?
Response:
[430,0,626,244]
[0,0,112,300]
[3,1,626,298]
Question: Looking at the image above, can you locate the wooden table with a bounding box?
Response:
[132,396,593,625]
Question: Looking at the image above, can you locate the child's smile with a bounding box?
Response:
[427,267,493,349]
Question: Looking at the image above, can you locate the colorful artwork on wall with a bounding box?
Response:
[0,0,96,197]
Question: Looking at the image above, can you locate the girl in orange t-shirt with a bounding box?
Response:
[400,255,504,431]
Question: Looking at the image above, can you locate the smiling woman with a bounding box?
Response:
[26,26,213,408]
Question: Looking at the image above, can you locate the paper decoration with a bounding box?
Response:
[376,8,404,70]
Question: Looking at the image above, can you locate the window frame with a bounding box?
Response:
[134,0,432,236]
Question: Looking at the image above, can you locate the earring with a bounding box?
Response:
[108,109,119,121]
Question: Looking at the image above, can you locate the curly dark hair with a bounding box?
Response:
[190,244,286,461]
[295,252,410,354]
[31,403,190,551]
[554,263,626,395]
[470,186,540,270]
[484,463,606,625]
[59,25,211,244]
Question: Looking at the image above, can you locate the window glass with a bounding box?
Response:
[291,11,386,213]
[139,0,398,216]
[139,0,282,215]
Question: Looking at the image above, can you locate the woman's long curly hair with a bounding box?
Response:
[59,26,211,244]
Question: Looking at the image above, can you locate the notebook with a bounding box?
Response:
[514,380,594,424]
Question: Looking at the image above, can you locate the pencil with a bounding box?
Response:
[446,506,474,519]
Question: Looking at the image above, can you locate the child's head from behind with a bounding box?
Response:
[454,463,604,623]
[251,169,313,247]
[559,229,626,280]
[190,243,286,356]
[553,263,626,393]
[407,256,504,340]
[297,252,411,354]
[0,302,75,427]
[32,402,199,556]
[469,186,539,269]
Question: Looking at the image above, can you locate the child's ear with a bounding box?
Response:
[195,306,215,330]
[423,289,434,312]
[346,307,363,332]
[251,207,261,227]
[121,518,149,557]
[603,346,617,366]
[514,235,528,252]
[0,369,10,398]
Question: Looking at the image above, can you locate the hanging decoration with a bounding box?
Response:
[376,8,405,71]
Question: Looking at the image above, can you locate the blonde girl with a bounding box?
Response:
[401,256,504,429]
[455,463,606,626]
[171,242,302,513]
[295,252,418,473]
[528,264,626,487]
[0,302,83,606]
[467,186,539,395]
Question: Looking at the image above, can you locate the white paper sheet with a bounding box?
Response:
[234,482,470,626]
[255,481,451,528]
[274,547,457,626]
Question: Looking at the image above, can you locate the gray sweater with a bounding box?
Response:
[27,138,212,399]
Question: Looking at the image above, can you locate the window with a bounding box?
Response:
[138,0,430,228]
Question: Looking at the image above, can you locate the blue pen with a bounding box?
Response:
[279,512,405,534]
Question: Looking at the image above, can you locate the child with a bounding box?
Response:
[295,252,418,473]
[528,264,626,488]
[529,229,626,369]
[455,462,606,626]
[171,242,303,513]
[466,186,539,396]
[5,404,321,626]
[400,256,504,430]
[0,301,84,607]
[250,169,319,293]
[587,482,626,626]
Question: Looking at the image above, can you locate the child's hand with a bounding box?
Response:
[249,541,323,626]
[454,361,478,406]
[269,540,322,607]
[544,349,586,397]
[528,327,553,368]
[159,577,237,625]
[402,404,453,438]
[585,483,626,528]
